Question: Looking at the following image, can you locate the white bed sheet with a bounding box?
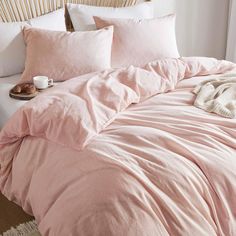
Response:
[0,74,27,129]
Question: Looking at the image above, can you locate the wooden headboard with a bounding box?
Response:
[0,0,144,30]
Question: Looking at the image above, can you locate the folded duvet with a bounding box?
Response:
[0,57,236,236]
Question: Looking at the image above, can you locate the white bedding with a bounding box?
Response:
[0,74,27,129]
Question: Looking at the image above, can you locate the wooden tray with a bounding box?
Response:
[9,89,39,100]
[9,84,54,101]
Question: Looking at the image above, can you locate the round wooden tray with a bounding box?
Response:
[9,84,54,101]
[9,89,39,101]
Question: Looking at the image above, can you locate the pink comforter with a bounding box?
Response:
[0,57,236,235]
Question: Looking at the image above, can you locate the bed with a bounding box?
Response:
[1,1,236,236]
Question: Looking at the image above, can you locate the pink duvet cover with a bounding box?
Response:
[0,57,236,235]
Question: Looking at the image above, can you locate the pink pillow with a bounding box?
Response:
[94,15,180,68]
[21,26,113,82]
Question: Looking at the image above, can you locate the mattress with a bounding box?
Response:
[0,74,27,129]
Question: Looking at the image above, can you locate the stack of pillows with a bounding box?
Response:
[0,2,180,83]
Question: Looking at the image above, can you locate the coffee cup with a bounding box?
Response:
[33,76,53,89]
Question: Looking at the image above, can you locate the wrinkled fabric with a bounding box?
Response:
[0,57,236,236]
[193,77,236,118]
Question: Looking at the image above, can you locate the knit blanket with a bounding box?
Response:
[193,75,236,118]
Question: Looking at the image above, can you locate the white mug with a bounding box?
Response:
[33,76,53,89]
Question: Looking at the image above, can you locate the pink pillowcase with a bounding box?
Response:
[94,15,180,68]
[21,26,113,82]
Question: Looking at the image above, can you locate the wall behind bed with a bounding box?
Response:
[150,0,229,59]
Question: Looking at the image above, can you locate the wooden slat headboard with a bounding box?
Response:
[0,0,140,30]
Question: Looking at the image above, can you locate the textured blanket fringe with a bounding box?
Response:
[1,220,40,236]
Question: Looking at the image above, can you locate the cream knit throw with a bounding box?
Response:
[193,76,236,118]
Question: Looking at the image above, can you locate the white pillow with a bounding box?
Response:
[67,2,154,31]
[0,22,28,78]
[28,9,66,31]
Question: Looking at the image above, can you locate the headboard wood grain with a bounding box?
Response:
[0,0,141,30]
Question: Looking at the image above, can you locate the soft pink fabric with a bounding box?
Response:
[21,26,113,82]
[0,58,236,236]
[94,15,180,68]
